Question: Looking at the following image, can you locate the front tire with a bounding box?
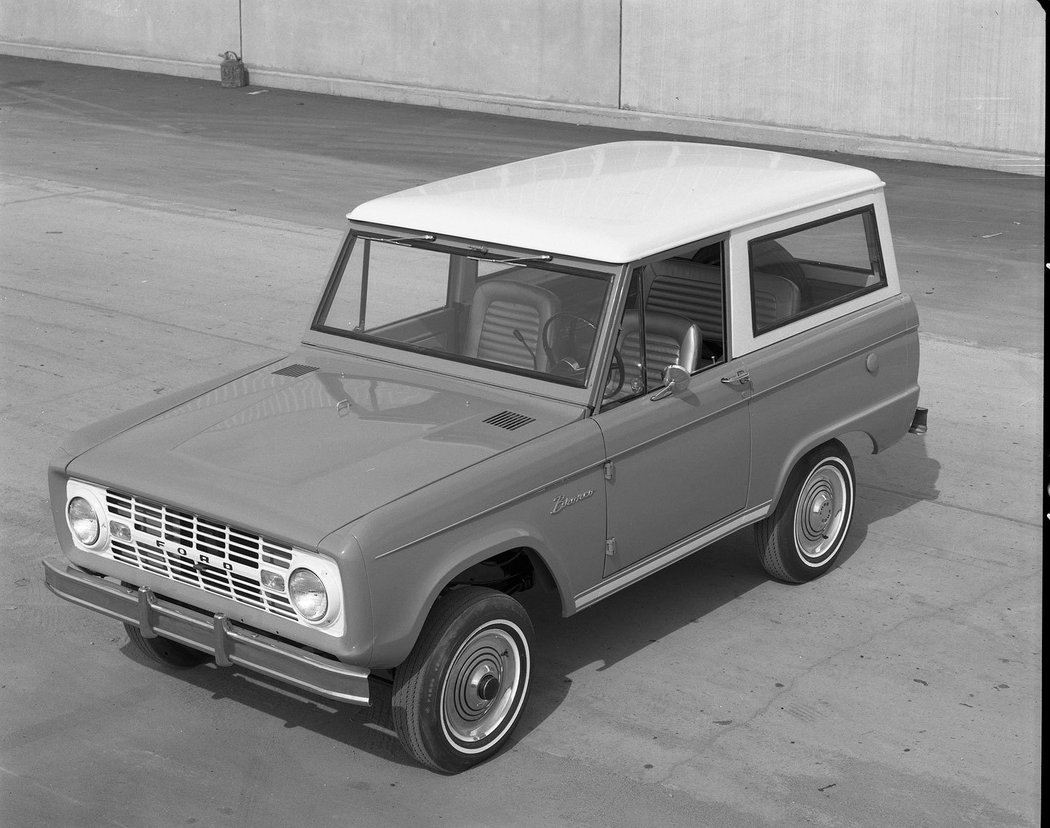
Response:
[392,587,534,773]
[755,441,855,583]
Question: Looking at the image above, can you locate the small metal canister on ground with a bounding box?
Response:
[219,51,249,88]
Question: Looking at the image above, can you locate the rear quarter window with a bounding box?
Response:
[748,207,887,335]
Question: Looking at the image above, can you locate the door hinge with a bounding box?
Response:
[605,538,617,557]
[603,461,614,481]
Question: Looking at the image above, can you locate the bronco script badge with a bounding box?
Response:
[550,489,595,515]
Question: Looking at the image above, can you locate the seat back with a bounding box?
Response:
[619,310,701,390]
[646,260,724,346]
[752,272,801,330]
[464,280,561,371]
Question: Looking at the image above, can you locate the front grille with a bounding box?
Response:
[104,489,299,621]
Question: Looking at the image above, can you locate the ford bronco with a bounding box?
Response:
[44,141,924,772]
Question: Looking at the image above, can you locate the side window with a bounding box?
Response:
[604,242,726,406]
[748,207,886,335]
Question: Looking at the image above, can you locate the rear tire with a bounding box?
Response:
[124,623,210,668]
[755,441,855,583]
[392,587,533,773]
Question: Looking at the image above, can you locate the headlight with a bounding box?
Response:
[289,568,328,622]
[68,497,101,546]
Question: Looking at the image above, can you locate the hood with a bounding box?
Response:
[67,354,581,547]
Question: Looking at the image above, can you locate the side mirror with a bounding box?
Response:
[650,363,691,401]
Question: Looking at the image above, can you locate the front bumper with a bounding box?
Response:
[43,557,371,705]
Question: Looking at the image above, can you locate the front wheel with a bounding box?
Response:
[755,442,855,583]
[392,587,534,773]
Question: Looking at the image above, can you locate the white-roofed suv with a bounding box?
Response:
[45,142,924,772]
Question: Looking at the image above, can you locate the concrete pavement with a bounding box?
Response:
[0,57,1042,827]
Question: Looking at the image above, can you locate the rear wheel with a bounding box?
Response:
[392,587,533,773]
[124,623,210,668]
[755,441,855,583]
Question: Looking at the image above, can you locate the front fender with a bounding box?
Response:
[349,419,607,669]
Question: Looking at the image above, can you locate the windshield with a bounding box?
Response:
[313,235,615,387]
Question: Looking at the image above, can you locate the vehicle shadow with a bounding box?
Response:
[119,639,423,768]
[517,530,769,735]
[848,433,941,522]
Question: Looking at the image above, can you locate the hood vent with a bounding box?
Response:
[272,364,319,378]
[484,410,535,431]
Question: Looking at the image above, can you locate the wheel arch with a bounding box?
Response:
[766,432,858,516]
[429,535,573,617]
[446,545,561,596]
[369,529,574,670]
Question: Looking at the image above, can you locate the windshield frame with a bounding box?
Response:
[304,223,626,406]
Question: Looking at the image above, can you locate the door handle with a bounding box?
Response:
[720,370,751,386]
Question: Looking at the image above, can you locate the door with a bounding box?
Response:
[592,246,751,577]
[595,367,750,577]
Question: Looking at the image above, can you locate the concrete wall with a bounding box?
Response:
[1,0,1043,172]
[621,0,1045,157]
[245,0,620,106]
[0,0,239,70]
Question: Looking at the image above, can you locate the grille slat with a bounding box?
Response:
[104,489,301,623]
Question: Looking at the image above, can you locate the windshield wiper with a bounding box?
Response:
[466,251,553,266]
[355,232,437,245]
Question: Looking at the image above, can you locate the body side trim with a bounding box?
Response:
[573,502,771,610]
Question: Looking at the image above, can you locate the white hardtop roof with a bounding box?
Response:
[348,141,884,263]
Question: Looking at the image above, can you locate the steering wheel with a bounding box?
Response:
[540,312,624,398]
[541,313,595,375]
[603,348,625,399]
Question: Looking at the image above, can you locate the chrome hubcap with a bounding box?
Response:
[442,626,522,744]
[795,463,849,562]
